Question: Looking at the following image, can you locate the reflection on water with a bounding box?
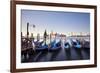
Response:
[50,49,61,61]
[65,48,71,60]
[73,48,83,60]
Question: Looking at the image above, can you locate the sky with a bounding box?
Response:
[21,9,90,37]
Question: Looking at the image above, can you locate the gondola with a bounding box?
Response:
[49,40,61,52]
[71,39,82,49]
[64,42,70,50]
[34,40,48,52]
[83,40,90,49]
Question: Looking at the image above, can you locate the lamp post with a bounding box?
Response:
[26,22,35,48]
[26,22,35,38]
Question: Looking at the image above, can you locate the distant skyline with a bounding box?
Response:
[21,9,90,37]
